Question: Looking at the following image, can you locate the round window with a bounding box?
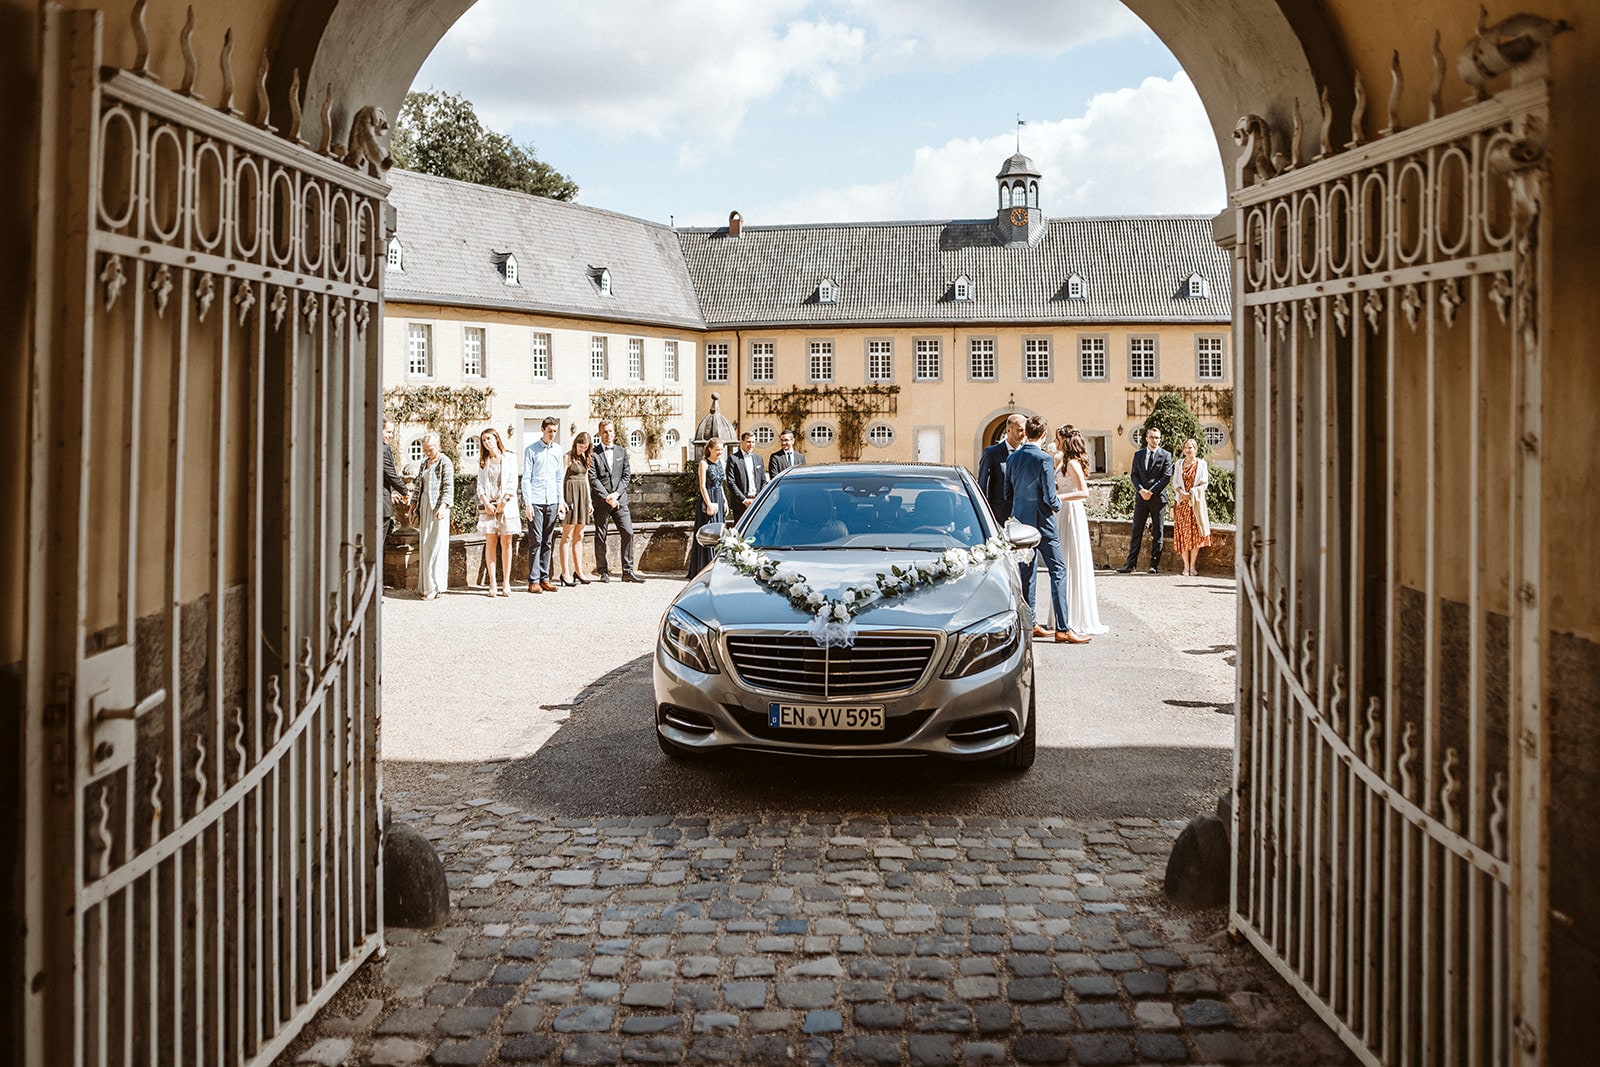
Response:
[867,423,895,447]
[808,423,836,447]
[751,425,776,446]
[664,428,680,446]
[461,436,480,463]
[1202,424,1227,449]
[628,429,645,449]
[408,439,424,464]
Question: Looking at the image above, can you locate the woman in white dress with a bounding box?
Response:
[475,427,521,597]
[414,432,453,600]
[1054,426,1109,635]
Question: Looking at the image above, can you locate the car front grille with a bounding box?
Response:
[723,632,939,699]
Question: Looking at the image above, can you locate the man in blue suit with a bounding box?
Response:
[1117,425,1174,573]
[1006,415,1090,644]
[976,413,1025,523]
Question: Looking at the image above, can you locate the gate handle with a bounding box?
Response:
[97,688,166,722]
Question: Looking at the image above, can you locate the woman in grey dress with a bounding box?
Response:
[415,431,454,600]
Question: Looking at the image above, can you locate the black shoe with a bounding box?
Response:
[622,573,646,584]
[1148,566,1159,574]
[1115,565,1134,574]
[597,573,612,584]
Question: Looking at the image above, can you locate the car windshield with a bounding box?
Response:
[741,473,988,550]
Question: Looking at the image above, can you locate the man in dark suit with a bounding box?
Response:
[768,431,805,478]
[976,413,1026,523]
[725,429,769,522]
[1007,415,1087,643]
[380,420,410,584]
[1118,426,1175,573]
[589,419,644,583]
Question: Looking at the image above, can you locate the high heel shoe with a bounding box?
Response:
[574,573,591,585]
[560,576,576,588]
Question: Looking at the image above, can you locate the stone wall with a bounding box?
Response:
[1088,518,1234,577]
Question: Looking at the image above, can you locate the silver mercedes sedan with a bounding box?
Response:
[653,463,1041,770]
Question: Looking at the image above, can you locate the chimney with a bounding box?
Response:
[728,211,743,238]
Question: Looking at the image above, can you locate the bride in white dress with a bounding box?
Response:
[1054,426,1109,635]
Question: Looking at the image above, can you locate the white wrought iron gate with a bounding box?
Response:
[1229,65,1549,1067]
[28,9,385,1064]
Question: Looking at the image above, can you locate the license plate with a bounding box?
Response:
[768,703,884,731]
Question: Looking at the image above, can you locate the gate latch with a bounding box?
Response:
[80,645,165,776]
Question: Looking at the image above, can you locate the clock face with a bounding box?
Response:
[1010,207,1028,226]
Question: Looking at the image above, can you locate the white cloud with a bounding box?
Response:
[840,0,1145,62]
[718,71,1225,226]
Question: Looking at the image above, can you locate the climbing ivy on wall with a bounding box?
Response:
[383,385,494,468]
[746,384,900,462]
[590,388,683,459]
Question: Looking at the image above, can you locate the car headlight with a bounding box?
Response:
[662,606,720,674]
[943,611,1020,678]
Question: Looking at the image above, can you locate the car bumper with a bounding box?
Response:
[652,628,1033,760]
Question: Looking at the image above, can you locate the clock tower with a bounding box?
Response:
[994,152,1044,245]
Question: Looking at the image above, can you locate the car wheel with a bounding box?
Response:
[994,678,1037,772]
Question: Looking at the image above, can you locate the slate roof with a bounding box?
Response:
[675,215,1231,329]
[384,169,706,330]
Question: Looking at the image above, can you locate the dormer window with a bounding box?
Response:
[1184,273,1209,299]
[493,252,519,286]
[591,267,613,296]
[952,274,973,302]
[817,278,838,304]
[1067,273,1086,300]
[386,237,404,273]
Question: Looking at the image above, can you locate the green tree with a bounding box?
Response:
[392,89,579,201]
[1138,391,1207,460]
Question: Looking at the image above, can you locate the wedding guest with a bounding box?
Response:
[559,432,595,586]
[475,427,520,597]
[1173,437,1212,576]
[1056,427,1108,635]
[381,419,410,554]
[977,413,1026,523]
[414,432,453,601]
[687,438,727,576]
[521,417,566,593]
[1117,425,1174,573]
[725,430,768,522]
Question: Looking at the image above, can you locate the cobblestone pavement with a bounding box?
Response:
[283,760,1350,1066]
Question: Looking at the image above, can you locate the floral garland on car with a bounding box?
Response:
[713,529,1011,647]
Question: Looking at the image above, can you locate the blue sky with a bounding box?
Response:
[412,0,1226,228]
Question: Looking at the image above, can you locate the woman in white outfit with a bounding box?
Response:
[1054,426,1109,635]
[475,427,521,597]
[415,431,454,600]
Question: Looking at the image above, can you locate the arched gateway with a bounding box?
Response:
[5,2,1595,1065]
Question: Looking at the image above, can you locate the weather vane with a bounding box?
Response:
[1015,113,1026,152]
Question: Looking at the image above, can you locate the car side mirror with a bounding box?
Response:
[1004,521,1041,550]
[696,522,727,547]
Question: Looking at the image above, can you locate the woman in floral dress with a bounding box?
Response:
[1172,437,1211,576]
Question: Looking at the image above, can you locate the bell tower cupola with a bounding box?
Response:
[994,152,1044,245]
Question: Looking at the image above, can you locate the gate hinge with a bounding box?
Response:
[46,673,72,796]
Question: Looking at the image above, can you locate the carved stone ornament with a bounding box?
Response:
[331,297,348,336]
[1332,293,1350,337]
[342,105,395,177]
[1400,283,1423,332]
[150,264,174,318]
[269,287,288,332]
[1315,86,1333,161]
[234,281,255,326]
[1363,290,1384,333]
[100,255,127,312]
[1458,7,1573,102]
[1381,50,1403,137]
[1301,298,1318,334]
[1440,278,1463,327]
[178,6,201,99]
[194,272,215,323]
[1273,302,1290,341]
[354,302,371,342]
[1252,306,1267,334]
[1346,72,1368,150]
[303,293,319,334]
[1233,114,1277,188]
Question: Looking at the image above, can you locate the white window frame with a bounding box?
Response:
[867,422,895,448]
[530,332,551,381]
[705,342,730,383]
[1024,336,1052,381]
[407,438,425,464]
[628,337,644,381]
[406,323,433,378]
[1067,273,1085,300]
[1129,335,1158,380]
[866,339,894,382]
[663,427,681,447]
[1186,273,1209,299]
[808,340,834,383]
[914,338,942,382]
[386,237,403,273]
[663,340,679,382]
[968,337,996,381]
[1203,423,1228,449]
[590,335,609,380]
[749,341,775,383]
[598,268,612,296]
[627,428,644,449]
[461,435,480,465]
[807,423,836,448]
[953,275,972,302]
[751,425,777,447]
[462,326,486,378]
[1196,334,1226,381]
[501,254,519,286]
[817,279,837,304]
[1078,335,1107,381]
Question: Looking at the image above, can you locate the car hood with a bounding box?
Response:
[674,550,1018,631]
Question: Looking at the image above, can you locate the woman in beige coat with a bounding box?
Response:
[1172,438,1211,577]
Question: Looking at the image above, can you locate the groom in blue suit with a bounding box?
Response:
[1006,415,1089,643]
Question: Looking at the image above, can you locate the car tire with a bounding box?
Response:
[994,678,1037,772]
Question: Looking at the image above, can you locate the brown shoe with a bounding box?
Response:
[527,583,541,594]
[1055,630,1092,644]
[540,580,559,592]
[1031,625,1051,639]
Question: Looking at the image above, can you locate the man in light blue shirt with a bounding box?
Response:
[521,416,567,592]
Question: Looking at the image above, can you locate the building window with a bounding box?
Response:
[751,425,776,446]
[1185,273,1209,299]
[627,429,644,449]
[406,323,432,377]
[749,341,775,382]
[1079,336,1107,380]
[867,423,895,447]
[664,428,680,447]
[408,438,425,464]
[462,326,485,377]
[705,342,730,383]
[809,340,834,382]
[1197,335,1225,380]
[968,337,996,381]
[628,337,644,381]
[808,423,836,448]
[497,253,518,285]
[596,268,612,296]
[952,274,972,302]
[663,340,679,382]
[1203,424,1228,449]
[1085,434,1110,475]
[1024,337,1051,381]
[1129,336,1157,380]
[590,336,609,380]
[817,279,838,304]
[461,435,480,465]
[1067,273,1085,300]
[531,333,551,380]
[914,338,941,381]
[386,237,403,272]
[867,339,893,382]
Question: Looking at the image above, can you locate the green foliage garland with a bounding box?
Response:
[750,384,900,462]
[591,388,681,460]
[384,384,494,471]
